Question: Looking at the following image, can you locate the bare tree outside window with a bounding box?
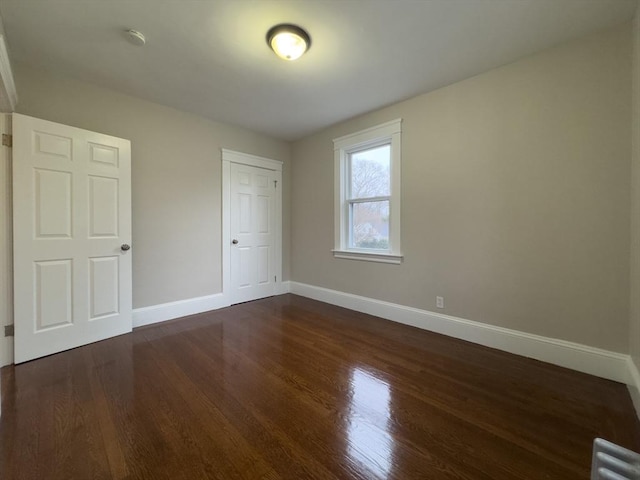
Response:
[349,145,391,249]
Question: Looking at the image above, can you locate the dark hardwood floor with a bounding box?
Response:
[1,294,639,479]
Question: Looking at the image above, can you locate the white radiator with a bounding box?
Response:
[591,438,640,480]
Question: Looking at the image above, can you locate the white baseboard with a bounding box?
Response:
[0,334,13,368]
[133,282,291,328]
[279,280,291,294]
[133,293,229,328]
[1,284,291,365]
[627,357,640,417]
[0,295,231,365]
[289,281,631,385]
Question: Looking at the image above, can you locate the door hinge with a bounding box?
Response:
[274,275,277,282]
[4,324,14,337]
[2,134,12,147]
[274,180,278,189]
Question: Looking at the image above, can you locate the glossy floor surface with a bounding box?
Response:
[1,294,639,479]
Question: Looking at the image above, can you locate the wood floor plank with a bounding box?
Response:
[1,294,639,479]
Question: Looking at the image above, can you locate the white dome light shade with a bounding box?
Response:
[267,24,311,61]
[126,29,146,46]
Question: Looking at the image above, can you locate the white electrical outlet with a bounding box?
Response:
[436,296,444,309]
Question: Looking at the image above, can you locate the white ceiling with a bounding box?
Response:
[0,0,636,141]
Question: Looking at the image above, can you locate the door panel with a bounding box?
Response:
[35,169,72,238]
[239,193,251,233]
[88,176,119,237]
[239,247,251,287]
[89,256,119,319]
[13,113,132,363]
[89,142,119,168]
[257,195,269,233]
[257,246,269,284]
[34,259,73,330]
[34,130,72,159]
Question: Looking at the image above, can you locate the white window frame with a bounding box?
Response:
[333,118,402,264]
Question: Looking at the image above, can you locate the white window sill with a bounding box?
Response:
[332,249,403,264]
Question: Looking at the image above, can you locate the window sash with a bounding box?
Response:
[348,198,390,250]
[347,195,390,204]
[347,142,391,201]
[347,143,392,250]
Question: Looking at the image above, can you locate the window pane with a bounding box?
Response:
[351,200,389,249]
[350,145,390,199]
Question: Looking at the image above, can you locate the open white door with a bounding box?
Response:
[13,113,132,363]
[222,149,282,305]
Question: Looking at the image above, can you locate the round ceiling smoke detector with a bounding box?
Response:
[125,29,146,46]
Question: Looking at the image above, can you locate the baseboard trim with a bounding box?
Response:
[2,286,291,364]
[627,357,640,417]
[133,293,229,328]
[0,334,13,368]
[279,281,291,295]
[289,281,630,385]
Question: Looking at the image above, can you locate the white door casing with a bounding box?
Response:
[13,113,132,363]
[222,149,282,305]
[0,113,13,369]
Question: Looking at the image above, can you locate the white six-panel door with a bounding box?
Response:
[223,149,282,305]
[230,162,277,303]
[13,114,132,363]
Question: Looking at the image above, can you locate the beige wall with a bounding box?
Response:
[12,64,291,309]
[631,8,640,372]
[1,23,633,356]
[291,24,632,352]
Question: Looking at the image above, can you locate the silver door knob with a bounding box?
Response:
[121,244,131,251]
[232,239,239,245]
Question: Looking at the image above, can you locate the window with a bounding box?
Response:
[333,119,402,264]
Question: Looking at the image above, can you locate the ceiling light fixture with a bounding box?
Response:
[266,24,311,61]
[125,29,146,46]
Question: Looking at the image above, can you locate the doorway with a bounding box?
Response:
[221,149,282,305]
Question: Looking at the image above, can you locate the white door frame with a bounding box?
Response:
[0,113,12,369]
[221,149,283,304]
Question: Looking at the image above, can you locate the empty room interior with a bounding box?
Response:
[3,0,640,478]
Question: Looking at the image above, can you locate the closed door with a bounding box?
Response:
[13,113,132,363]
[229,162,278,304]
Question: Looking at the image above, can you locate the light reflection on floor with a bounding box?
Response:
[347,367,394,479]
